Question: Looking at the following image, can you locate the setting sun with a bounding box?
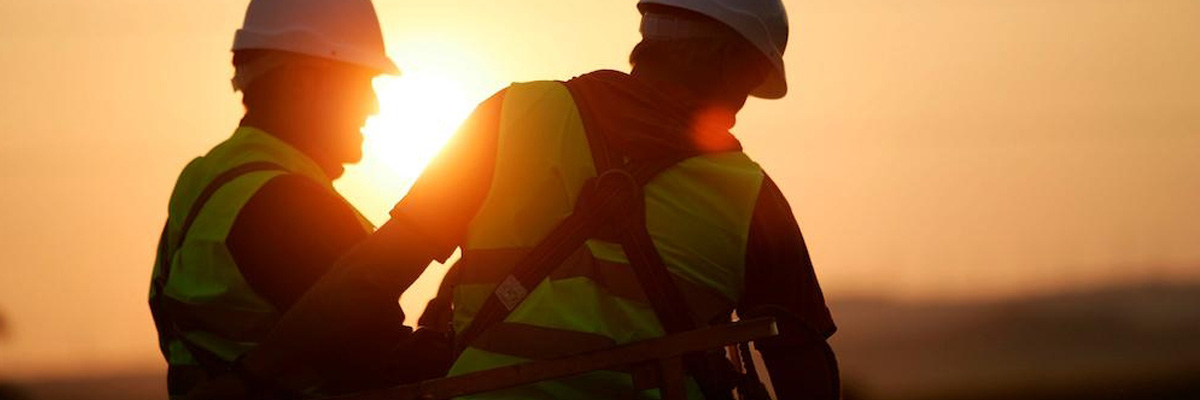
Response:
[335,39,500,227]
[336,47,489,326]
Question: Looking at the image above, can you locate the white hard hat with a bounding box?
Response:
[637,0,789,99]
[233,0,399,75]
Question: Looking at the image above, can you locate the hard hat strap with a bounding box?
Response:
[231,51,344,92]
[232,52,292,92]
[640,12,731,40]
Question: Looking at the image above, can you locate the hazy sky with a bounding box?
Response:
[0,0,1196,379]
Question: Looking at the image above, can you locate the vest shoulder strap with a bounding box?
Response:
[174,162,289,250]
[151,161,286,373]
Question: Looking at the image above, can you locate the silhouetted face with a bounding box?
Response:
[311,63,378,165]
[282,60,379,177]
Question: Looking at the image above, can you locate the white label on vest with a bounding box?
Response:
[496,275,529,311]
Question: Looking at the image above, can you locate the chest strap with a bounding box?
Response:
[455,153,693,351]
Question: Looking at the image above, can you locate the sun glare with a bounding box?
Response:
[345,59,482,327]
[336,41,498,224]
[361,69,475,193]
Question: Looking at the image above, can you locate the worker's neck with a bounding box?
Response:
[631,67,746,130]
[633,67,746,108]
[240,112,343,179]
[633,67,703,100]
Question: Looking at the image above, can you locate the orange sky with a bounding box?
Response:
[0,0,1197,379]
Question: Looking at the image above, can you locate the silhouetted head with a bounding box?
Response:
[234,49,380,179]
[230,0,396,179]
[630,4,777,113]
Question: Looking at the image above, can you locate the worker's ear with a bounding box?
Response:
[277,63,335,114]
[290,63,326,95]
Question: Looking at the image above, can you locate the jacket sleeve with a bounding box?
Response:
[226,173,372,311]
[738,175,840,400]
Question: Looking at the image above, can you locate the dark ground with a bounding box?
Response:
[4,282,1198,400]
[832,282,1200,400]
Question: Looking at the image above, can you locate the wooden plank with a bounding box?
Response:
[332,318,778,400]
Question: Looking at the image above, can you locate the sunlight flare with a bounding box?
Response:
[362,69,475,193]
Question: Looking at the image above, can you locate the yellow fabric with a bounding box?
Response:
[645,153,763,302]
[157,127,372,363]
[463,80,596,249]
[449,81,764,399]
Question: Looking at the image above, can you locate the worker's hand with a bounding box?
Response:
[182,373,250,400]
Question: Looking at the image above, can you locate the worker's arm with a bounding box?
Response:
[227,174,372,310]
[385,89,504,263]
[738,176,840,400]
[219,173,417,394]
[233,91,505,395]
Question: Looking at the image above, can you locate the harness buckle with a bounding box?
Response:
[495,275,529,311]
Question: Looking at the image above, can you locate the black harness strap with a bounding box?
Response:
[454,86,753,399]
[454,153,692,354]
[150,161,286,381]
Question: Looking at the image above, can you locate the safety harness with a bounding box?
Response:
[451,83,769,399]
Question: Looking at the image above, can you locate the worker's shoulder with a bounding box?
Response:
[700,150,760,166]
[506,79,569,94]
[503,80,575,106]
[247,173,343,212]
[681,150,764,179]
[228,172,360,236]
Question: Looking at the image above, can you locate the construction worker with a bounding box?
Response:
[147,0,446,398]
[228,0,839,398]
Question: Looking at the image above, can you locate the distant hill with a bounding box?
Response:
[0,309,8,341]
[8,372,162,400]
[830,282,1200,400]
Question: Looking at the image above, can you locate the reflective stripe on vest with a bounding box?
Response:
[448,81,764,399]
[151,127,373,366]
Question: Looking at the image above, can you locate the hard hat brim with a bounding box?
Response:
[751,60,787,99]
[376,59,401,76]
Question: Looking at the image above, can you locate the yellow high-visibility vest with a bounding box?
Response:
[149,127,373,373]
[449,81,765,399]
